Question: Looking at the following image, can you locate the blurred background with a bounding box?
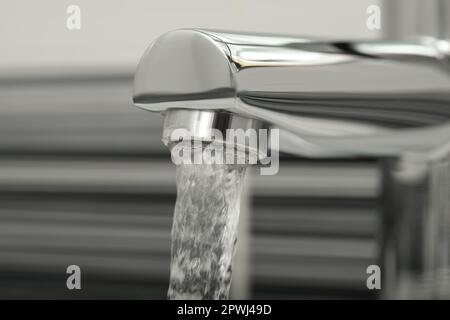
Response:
[0,0,447,299]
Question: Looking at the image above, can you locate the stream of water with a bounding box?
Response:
[167,148,247,299]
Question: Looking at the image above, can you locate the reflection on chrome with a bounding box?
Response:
[134,29,450,157]
[133,29,450,299]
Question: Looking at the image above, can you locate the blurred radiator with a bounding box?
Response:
[0,70,380,299]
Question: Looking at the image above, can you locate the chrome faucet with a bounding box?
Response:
[133,29,450,299]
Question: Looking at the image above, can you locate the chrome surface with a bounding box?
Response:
[133,29,450,158]
[161,109,267,161]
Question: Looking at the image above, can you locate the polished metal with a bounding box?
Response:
[133,29,450,158]
[133,29,450,299]
[161,109,268,161]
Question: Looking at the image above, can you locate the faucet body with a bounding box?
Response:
[133,29,450,299]
[134,29,450,158]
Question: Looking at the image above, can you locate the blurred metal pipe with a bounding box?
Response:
[380,148,450,299]
[383,0,450,41]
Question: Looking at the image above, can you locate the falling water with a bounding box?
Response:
[167,146,247,299]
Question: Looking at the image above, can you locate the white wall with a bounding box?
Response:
[0,0,382,72]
